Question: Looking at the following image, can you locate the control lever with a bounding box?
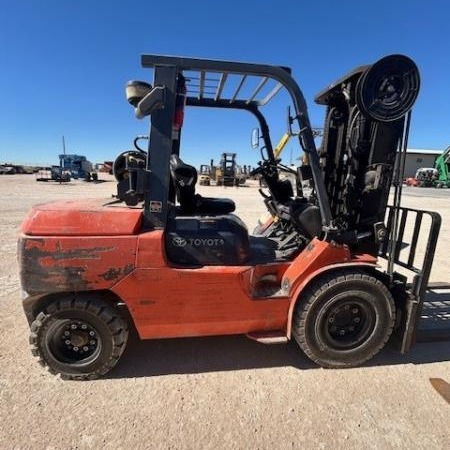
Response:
[133,135,149,152]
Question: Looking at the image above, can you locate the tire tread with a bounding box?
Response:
[29,297,128,380]
[292,269,395,368]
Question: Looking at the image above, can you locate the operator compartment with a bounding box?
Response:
[165,213,250,266]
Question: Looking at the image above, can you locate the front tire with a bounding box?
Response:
[292,270,395,368]
[30,297,129,380]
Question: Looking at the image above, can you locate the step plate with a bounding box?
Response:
[246,331,288,344]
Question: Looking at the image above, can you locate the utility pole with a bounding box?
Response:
[61,136,66,170]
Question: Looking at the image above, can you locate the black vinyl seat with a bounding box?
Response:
[169,154,235,215]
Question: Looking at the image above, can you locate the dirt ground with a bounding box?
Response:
[0,174,449,450]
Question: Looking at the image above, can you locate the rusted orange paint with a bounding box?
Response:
[19,234,138,294]
[21,199,142,236]
[20,202,380,340]
[282,238,352,294]
[136,230,166,268]
[111,266,290,339]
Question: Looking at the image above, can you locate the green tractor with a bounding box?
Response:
[434,146,450,188]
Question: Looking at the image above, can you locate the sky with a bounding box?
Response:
[0,0,449,167]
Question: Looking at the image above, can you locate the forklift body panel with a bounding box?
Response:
[18,53,442,380]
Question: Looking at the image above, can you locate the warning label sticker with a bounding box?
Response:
[150,201,162,213]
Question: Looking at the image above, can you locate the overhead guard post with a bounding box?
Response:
[141,54,334,228]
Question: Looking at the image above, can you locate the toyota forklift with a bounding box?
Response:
[19,54,442,380]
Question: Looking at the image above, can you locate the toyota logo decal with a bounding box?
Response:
[172,237,187,247]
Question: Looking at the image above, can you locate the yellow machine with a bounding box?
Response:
[273,132,291,159]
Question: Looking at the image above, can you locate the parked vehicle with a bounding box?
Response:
[434,146,450,188]
[0,165,16,174]
[216,153,239,186]
[198,165,211,185]
[35,166,71,182]
[59,154,95,180]
[404,167,438,187]
[19,53,444,380]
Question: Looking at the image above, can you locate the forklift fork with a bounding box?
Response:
[380,206,443,352]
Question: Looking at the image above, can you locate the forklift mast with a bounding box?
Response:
[199,164,211,175]
[220,153,237,177]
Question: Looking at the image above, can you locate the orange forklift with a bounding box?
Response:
[19,54,441,380]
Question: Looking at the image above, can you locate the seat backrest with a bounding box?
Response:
[169,154,197,212]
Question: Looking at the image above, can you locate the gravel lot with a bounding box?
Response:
[0,174,449,450]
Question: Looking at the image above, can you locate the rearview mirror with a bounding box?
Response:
[251,128,260,149]
[135,86,166,119]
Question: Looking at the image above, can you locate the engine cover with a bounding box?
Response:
[165,214,250,266]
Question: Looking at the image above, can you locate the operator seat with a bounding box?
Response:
[169,154,236,215]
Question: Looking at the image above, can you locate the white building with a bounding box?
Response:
[403,149,441,178]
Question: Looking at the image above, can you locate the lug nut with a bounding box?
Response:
[354,317,360,323]
[65,340,71,345]
[81,324,87,330]
[83,346,89,351]
[352,308,358,314]
[71,324,77,330]
[73,347,79,351]
[89,331,95,336]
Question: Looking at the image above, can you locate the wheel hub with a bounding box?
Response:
[328,304,364,338]
[58,321,98,357]
[69,332,89,347]
[322,298,374,349]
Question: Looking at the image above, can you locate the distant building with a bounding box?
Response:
[404,149,441,177]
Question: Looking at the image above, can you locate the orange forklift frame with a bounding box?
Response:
[18,54,442,379]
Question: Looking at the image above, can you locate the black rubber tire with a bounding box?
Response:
[292,270,395,368]
[30,297,129,380]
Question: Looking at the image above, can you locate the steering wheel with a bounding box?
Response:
[277,162,297,174]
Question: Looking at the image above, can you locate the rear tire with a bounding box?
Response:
[30,297,129,380]
[292,270,395,368]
